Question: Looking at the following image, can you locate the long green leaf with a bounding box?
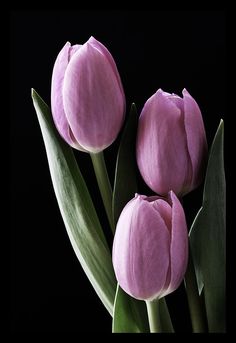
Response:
[189,120,225,332]
[112,103,138,226]
[112,104,148,332]
[112,285,149,333]
[32,89,116,316]
[112,286,174,333]
[159,298,174,332]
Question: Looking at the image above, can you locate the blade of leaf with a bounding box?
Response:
[112,105,149,333]
[112,285,149,333]
[112,103,138,226]
[159,298,174,332]
[32,89,116,316]
[189,120,225,332]
[112,286,174,333]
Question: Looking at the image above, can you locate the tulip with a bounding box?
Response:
[51,36,125,153]
[136,89,208,196]
[112,191,188,301]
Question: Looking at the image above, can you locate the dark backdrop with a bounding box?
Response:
[10,10,225,333]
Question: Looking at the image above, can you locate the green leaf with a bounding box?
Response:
[112,286,174,333]
[159,298,174,332]
[189,120,225,332]
[112,105,148,333]
[32,89,116,316]
[112,285,149,333]
[112,103,138,226]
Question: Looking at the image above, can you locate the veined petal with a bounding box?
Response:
[162,191,188,296]
[183,89,208,189]
[51,42,81,148]
[113,196,170,301]
[137,89,191,195]
[87,36,125,105]
[63,42,125,152]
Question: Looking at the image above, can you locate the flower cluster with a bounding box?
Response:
[51,36,207,302]
[33,36,225,333]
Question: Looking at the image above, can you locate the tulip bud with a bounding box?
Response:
[136,89,208,196]
[112,191,188,301]
[51,36,125,153]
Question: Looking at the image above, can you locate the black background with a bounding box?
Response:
[10,10,225,333]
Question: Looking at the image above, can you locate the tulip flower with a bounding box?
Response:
[112,191,188,301]
[136,89,208,196]
[51,36,125,153]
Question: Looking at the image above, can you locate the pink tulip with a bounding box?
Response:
[51,36,125,153]
[136,89,208,196]
[112,191,188,301]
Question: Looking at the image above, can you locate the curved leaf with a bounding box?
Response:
[190,120,225,332]
[159,298,174,332]
[112,103,138,226]
[112,285,149,333]
[112,286,174,333]
[32,89,116,316]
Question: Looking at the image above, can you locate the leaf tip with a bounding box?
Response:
[31,88,38,101]
[216,119,224,140]
[130,103,138,119]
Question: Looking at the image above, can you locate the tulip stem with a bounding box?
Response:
[184,247,207,333]
[146,299,162,333]
[90,152,114,234]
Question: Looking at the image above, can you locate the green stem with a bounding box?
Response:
[90,152,114,234]
[146,299,162,333]
[184,247,207,332]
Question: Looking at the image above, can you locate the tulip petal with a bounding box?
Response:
[113,196,170,301]
[51,42,83,149]
[63,42,125,153]
[183,89,208,189]
[68,44,81,59]
[112,198,138,297]
[137,89,191,195]
[152,199,172,232]
[169,93,184,112]
[88,36,125,102]
[162,191,188,296]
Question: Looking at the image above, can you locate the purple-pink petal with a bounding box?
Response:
[87,36,125,102]
[152,199,172,232]
[137,89,192,195]
[136,88,207,196]
[113,196,171,300]
[162,191,188,296]
[183,89,208,190]
[51,42,73,146]
[51,42,83,149]
[112,192,189,301]
[62,42,125,153]
[51,37,125,153]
